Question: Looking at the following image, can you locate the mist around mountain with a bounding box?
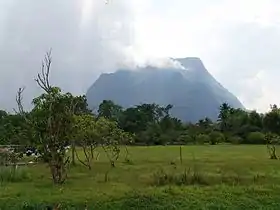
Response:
[86,57,244,122]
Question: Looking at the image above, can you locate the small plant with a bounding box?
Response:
[253,173,266,184]
[151,167,208,186]
[220,173,241,186]
[265,133,279,159]
[190,169,208,185]
[151,168,169,186]
[169,161,177,169]
[170,161,176,166]
[104,169,110,183]
[123,146,133,164]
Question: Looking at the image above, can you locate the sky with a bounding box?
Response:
[0,0,280,112]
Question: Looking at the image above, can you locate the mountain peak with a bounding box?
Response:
[174,57,206,71]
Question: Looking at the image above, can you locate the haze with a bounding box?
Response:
[0,0,279,112]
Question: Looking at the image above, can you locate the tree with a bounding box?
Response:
[73,115,133,169]
[228,108,250,139]
[218,103,232,139]
[72,95,92,115]
[263,105,280,135]
[184,123,201,143]
[98,100,123,122]
[0,113,29,146]
[119,103,174,138]
[72,114,98,170]
[0,110,7,120]
[65,94,92,166]
[94,117,133,167]
[265,132,279,159]
[209,131,224,145]
[196,117,213,134]
[16,51,77,184]
[248,110,263,130]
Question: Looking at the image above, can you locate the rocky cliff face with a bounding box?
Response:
[86,57,244,122]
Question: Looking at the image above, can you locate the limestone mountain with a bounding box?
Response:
[86,57,244,122]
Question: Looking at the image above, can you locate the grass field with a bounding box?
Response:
[1,145,280,209]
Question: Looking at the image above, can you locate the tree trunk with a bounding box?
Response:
[49,156,67,184]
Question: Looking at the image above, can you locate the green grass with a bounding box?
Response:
[1,145,280,209]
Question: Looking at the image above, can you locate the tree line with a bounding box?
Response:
[92,100,280,145]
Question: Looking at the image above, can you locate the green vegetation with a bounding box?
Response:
[1,146,280,209]
[1,52,280,209]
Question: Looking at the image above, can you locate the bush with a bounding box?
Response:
[196,134,210,145]
[209,131,224,145]
[246,132,265,144]
[229,136,243,144]
[177,134,193,144]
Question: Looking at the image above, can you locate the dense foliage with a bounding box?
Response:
[1,100,280,147]
[94,100,280,145]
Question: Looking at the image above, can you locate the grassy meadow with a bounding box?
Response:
[1,145,280,209]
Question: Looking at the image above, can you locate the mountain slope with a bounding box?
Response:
[86,57,244,122]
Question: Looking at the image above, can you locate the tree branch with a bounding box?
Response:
[35,49,52,93]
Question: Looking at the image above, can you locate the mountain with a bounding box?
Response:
[86,57,244,122]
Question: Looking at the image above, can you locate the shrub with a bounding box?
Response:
[196,134,210,145]
[177,134,193,144]
[246,132,265,144]
[209,131,225,145]
[229,136,243,144]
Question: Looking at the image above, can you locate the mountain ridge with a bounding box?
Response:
[86,57,244,122]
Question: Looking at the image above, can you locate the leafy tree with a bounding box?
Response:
[0,110,7,120]
[217,103,242,140]
[72,95,92,115]
[263,105,280,135]
[218,103,232,133]
[73,114,133,169]
[66,94,92,166]
[94,117,133,167]
[16,51,77,184]
[228,109,250,139]
[209,131,224,145]
[0,113,29,145]
[248,110,263,130]
[119,103,173,135]
[72,114,98,170]
[265,132,279,159]
[184,123,201,143]
[98,100,123,122]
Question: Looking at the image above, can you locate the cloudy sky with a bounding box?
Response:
[0,0,279,112]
